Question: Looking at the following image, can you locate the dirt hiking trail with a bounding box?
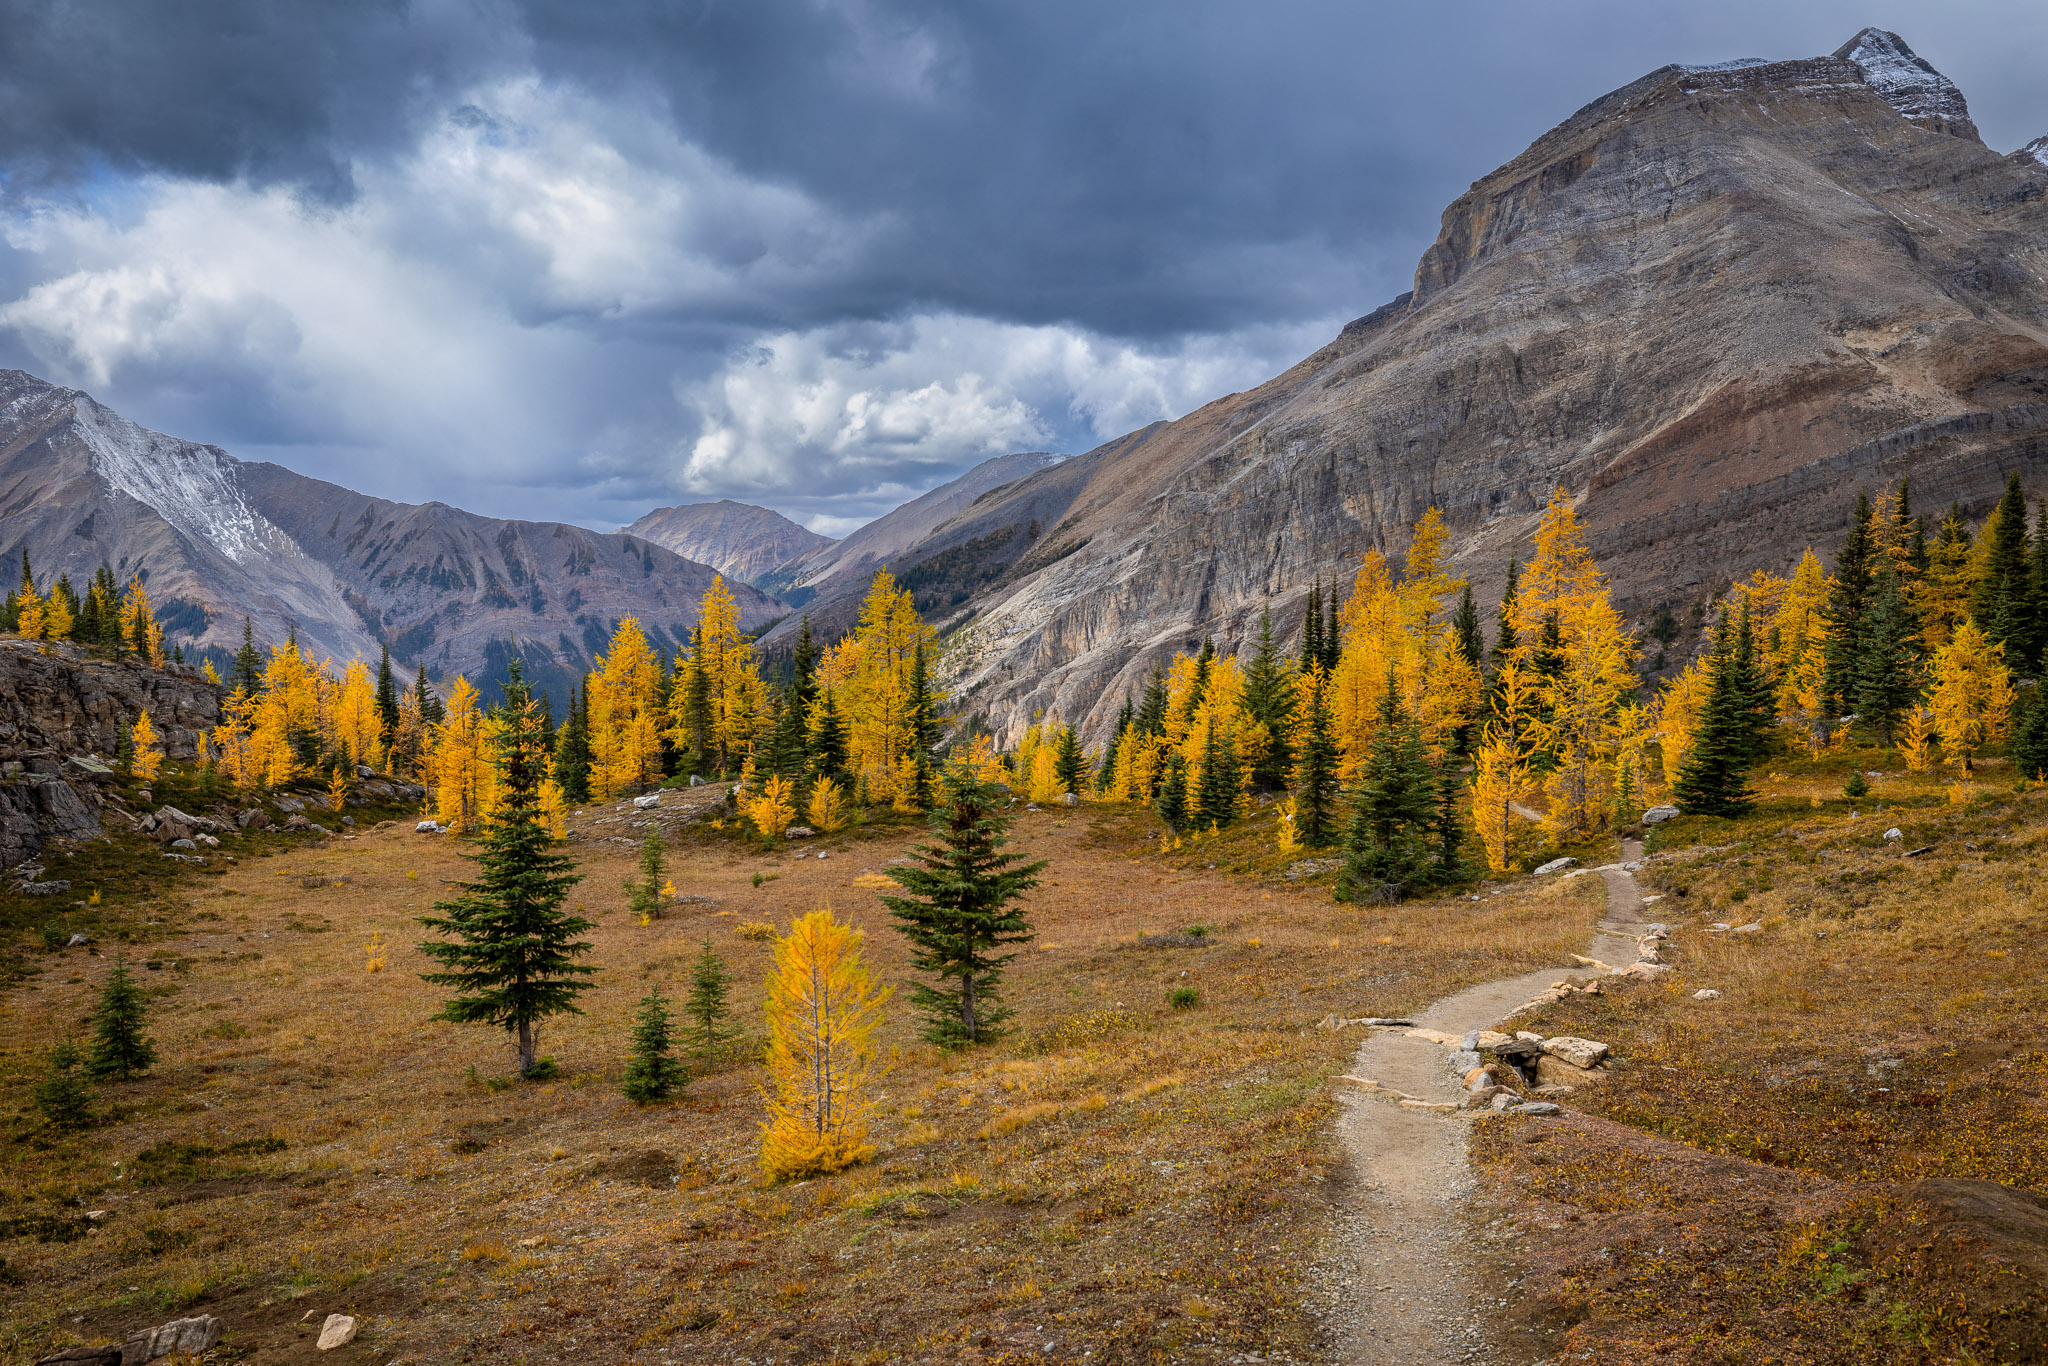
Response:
[1319,840,1647,1364]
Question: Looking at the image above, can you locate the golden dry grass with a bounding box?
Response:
[1473,748,2048,1363]
[0,796,1601,1364]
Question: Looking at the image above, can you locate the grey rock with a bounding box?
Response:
[1539,1036,1610,1069]
[783,825,816,839]
[354,763,376,778]
[34,1347,123,1365]
[273,795,306,814]
[18,879,72,895]
[1883,827,1903,840]
[1641,806,1681,825]
[168,838,196,850]
[415,820,440,833]
[1733,922,1764,934]
[1532,856,1577,875]
[1490,1092,1518,1110]
[237,808,270,829]
[689,774,704,786]
[1059,791,1080,806]
[1693,988,1723,1000]
[121,1314,221,1364]
[1449,1049,1483,1074]
[1508,1102,1563,1117]
[67,933,89,946]
[633,794,661,809]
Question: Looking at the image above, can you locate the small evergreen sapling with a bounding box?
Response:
[1336,686,1438,904]
[882,774,1046,1045]
[684,940,739,1064]
[621,987,686,1103]
[34,1041,94,1130]
[1842,769,1870,800]
[86,955,156,1081]
[627,825,668,921]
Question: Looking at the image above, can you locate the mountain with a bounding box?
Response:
[621,500,834,587]
[767,452,1069,600]
[911,29,2048,744]
[0,371,783,703]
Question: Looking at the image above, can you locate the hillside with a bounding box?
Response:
[914,29,2048,744]
[620,500,833,587]
[0,372,783,703]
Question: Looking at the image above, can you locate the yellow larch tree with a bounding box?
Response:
[759,907,891,1183]
[332,656,386,771]
[1899,707,1935,771]
[1913,504,1977,651]
[589,617,665,799]
[807,777,849,832]
[841,571,932,801]
[740,770,797,842]
[130,709,164,782]
[1656,657,1711,786]
[119,577,165,664]
[428,676,498,830]
[211,690,258,789]
[685,577,766,775]
[15,582,45,640]
[1926,620,2013,773]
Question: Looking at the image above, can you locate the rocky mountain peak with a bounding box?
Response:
[2016,135,2048,169]
[1832,27,1981,142]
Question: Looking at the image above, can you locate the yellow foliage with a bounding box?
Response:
[1900,709,1934,772]
[589,617,664,799]
[332,656,385,771]
[759,908,891,1183]
[741,772,797,840]
[427,676,497,831]
[364,931,387,974]
[119,576,165,664]
[538,778,569,840]
[807,777,850,832]
[129,709,164,782]
[1926,619,2013,773]
[1656,658,1711,786]
[839,571,936,801]
[686,577,767,774]
[1275,795,1300,854]
[950,735,1008,786]
[14,584,44,641]
[327,767,349,812]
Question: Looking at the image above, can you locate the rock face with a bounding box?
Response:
[622,500,834,587]
[0,637,227,865]
[906,31,2048,743]
[0,371,783,704]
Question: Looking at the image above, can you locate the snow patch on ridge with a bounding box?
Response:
[73,397,267,563]
[1832,28,1976,137]
[2019,136,2048,169]
[1679,58,1767,74]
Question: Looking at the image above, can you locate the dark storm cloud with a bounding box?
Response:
[0,1,2041,529]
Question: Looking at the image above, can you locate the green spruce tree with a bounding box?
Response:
[1672,634,1758,818]
[231,619,264,694]
[85,955,156,1081]
[553,680,593,804]
[1135,665,1170,736]
[1096,698,1134,792]
[1193,715,1237,828]
[2013,688,2048,781]
[1487,558,1522,686]
[417,660,594,1077]
[1052,724,1087,797]
[1972,472,2034,665]
[626,824,667,920]
[1300,580,1324,673]
[1335,683,1438,904]
[683,940,739,1065]
[33,1041,94,1131]
[1822,492,1877,713]
[1155,751,1191,831]
[1241,606,1297,788]
[881,774,1046,1045]
[1853,562,1920,744]
[1294,671,1340,847]
[906,642,940,809]
[374,645,401,752]
[620,987,686,1103]
[807,688,851,789]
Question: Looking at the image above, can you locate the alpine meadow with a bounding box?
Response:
[6,12,2048,1366]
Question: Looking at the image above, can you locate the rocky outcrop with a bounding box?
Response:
[622,500,834,586]
[0,637,225,866]
[921,32,2048,744]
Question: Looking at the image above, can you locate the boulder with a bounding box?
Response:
[783,825,816,839]
[1490,1091,1518,1110]
[18,879,72,895]
[1059,792,1080,807]
[1532,856,1577,875]
[633,794,661,810]
[1449,1048,1482,1074]
[34,779,101,841]
[689,774,704,786]
[67,933,89,947]
[1616,961,1674,981]
[1473,1030,1514,1052]
[121,1315,221,1363]
[284,814,312,832]
[1732,921,1764,934]
[415,820,440,833]
[237,808,270,830]
[1642,805,1681,825]
[316,1314,359,1351]
[273,796,306,814]
[1884,827,1903,841]
[34,1348,123,1365]
[168,838,196,850]
[1529,1084,1576,1098]
[1540,1036,1610,1069]
[1693,988,1723,1001]
[1462,1086,1514,1109]
[354,763,376,778]
[1508,1102,1563,1117]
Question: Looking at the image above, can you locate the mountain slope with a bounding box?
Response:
[770,451,1069,600]
[929,30,2048,744]
[0,371,782,702]
[621,500,833,586]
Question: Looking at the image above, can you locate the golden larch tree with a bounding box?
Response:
[130,709,164,782]
[588,617,665,798]
[759,907,890,1182]
[1926,620,2014,773]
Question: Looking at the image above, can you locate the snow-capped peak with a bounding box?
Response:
[1832,28,1979,140]
[72,396,268,563]
[2018,135,2048,170]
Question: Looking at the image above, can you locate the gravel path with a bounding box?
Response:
[1316,841,1646,1364]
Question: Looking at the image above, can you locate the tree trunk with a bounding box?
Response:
[517,1020,535,1076]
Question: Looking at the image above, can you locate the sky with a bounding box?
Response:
[0,2,2042,537]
